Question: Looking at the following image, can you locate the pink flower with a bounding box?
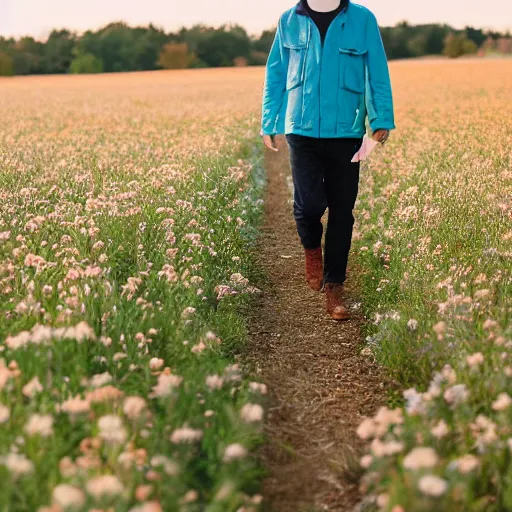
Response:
[492,393,511,411]
[223,443,247,462]
[170,427,203,444]
[403,447,438,470]
[22,376,43,398]
[466,352,484,368]
[240,403,263,423]
[418,475,448,496]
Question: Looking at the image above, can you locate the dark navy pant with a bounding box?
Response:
[285,134,362,285]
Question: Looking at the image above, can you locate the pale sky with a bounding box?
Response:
[1,0,510,40]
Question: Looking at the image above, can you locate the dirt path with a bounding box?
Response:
[248,136,385,512]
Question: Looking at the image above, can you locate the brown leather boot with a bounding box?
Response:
[325,283,351,321]
[304,247,323,291]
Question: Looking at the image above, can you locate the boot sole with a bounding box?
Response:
[329,313,351,321]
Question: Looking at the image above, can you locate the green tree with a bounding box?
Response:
[0,52,14,76]
[132,24,170,70]
[252,28,276,54]
[179,25,216,54]
[381,22,414,59]
[78,22,136,72]
[41,29,76,74]
[443,33,478,58]
[422,25,452,55]
[407,32,428,57]
[69,52,104,74]
[12,37,43,74]
[465,26,486,48]
[196,25,251,67]
[157,43,194,69]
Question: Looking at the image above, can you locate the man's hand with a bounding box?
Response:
[372,130,390,144]
[263,134,279,152]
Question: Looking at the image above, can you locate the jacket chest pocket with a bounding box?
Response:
[337,47,367,130]
[339,47,367,93]
[284,42,307,91]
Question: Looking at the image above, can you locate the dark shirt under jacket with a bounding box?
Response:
[299,0,348,45]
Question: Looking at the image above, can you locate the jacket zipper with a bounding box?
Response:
[305,13,347,136]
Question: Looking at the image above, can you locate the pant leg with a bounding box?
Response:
[286,134,328,250]
[322,138,362,284]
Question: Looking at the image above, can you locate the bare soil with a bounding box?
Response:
[247,136,385,512]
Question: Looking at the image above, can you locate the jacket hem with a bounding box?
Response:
[284,127,366,138]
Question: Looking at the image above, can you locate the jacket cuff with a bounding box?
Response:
[370,119,396,132]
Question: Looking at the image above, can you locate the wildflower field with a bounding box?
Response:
[0,69,266,511]
[1,60,511,512]
[354,60,512,512]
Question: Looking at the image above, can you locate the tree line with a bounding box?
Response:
[0,21,511,76]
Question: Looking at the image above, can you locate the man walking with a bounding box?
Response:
[261,0,395,320]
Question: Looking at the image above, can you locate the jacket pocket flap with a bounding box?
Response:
[284,41,307,50]
[339,48,368,56]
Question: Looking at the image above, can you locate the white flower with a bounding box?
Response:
[453,454,479,474]
[98,415,128,445]
[181,307,196,318]
[205,375,224,390]
[433,321,447,337]
[360,454,373,469]
[170,427,203,444]
[149,358,164,370]
[24,414,54,437]
[240,403,263,423]
[376,493,389,508]
[441,364,457,383]
[492,393,511,411]
[180,490,198,504]
[22,376,43,398]
[151,455,179,476]
[123,396,147,420]
[52,484,86,509]
[230,273,249,286]
[403,447,439,470]
[431,420,449,439]
[61,395,90,416]
[151,373,183,398]
[90,372,113,388]
[472,415,498,451]
[249,382,268,395]
[0,404,10,423]
[86,475,124,498]
[0,453,34,477]
[418,475,448,497]
[129,503,163,512]
[403,388,427,415]
[372,407,403,437]
[444,384,469,406]
[357,418,375,440]
[466,352,484,368]
[371,439,404,457]
[223,443,247,462]
[407,319,418,331]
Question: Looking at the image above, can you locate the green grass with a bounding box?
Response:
[352,126,512,511]
[0,134,267,511]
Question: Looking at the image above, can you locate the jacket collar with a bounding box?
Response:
[296,0,349,16]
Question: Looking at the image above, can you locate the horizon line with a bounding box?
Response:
[1,17,510,42]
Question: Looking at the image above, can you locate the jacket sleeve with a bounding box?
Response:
[364,12,396,133]
[261,19,287,136]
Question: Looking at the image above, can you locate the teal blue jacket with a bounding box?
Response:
[261,1,395,138]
